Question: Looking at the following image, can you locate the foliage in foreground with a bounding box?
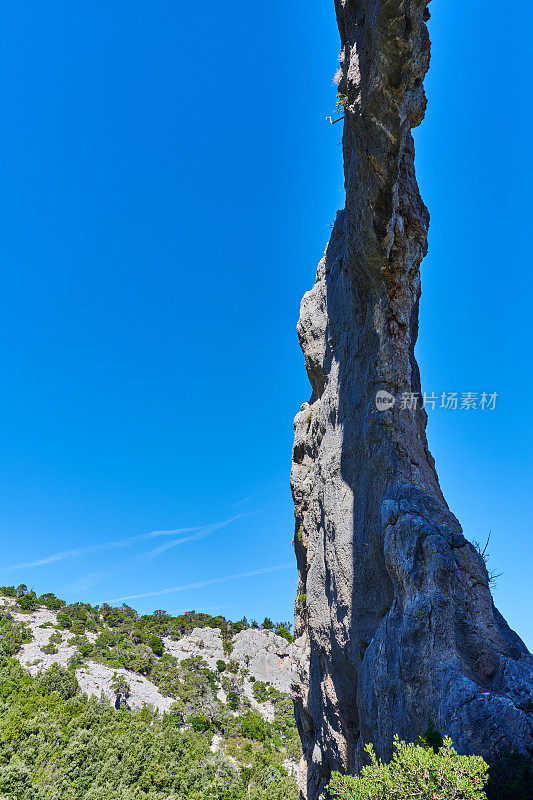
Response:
[0,654,298,800]
[328,737,489,800]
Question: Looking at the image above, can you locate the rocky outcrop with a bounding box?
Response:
[1,597,295,719]
[290,2,533,798]
[164,627,294,693]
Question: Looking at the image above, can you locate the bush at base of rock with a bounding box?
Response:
[328,737,488,800]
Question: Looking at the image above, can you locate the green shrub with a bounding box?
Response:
[252,681,270,703]
[39,592,66,610]
[239,712,268,742]
[187,714,211,733]
[111,672,131,697]
[148,634,164,657]
[0,586,17,598]
[421,719,444,754]
[216,659,227,672]
[275,626,293,643]
[328,737,488,800]
[0,760,33,798]
[35,663,79,700]
[227,691,240,711]
[223,638,234,656]
[0,618,31,657]
[17,591,37,611]
[72,635,93,658]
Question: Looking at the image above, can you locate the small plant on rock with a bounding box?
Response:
[111,673,131,698]
[422,719,444,754]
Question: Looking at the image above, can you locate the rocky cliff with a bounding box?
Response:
[290,2,533,798]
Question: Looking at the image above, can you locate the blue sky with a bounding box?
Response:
[0,2,531,646]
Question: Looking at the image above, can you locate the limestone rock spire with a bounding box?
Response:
[291,3,533,798]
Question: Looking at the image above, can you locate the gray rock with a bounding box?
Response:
[290,3,533,799]
[231,628,294,693]
[164,626,295,693]
[76,661,175,714]
[5,600,296,722]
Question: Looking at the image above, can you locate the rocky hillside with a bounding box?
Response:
[0,586,301,792]
[0,596,294,719]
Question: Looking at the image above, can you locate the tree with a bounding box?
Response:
[39,592,66,610]
[275,626,293,643]
[18,590,38,611]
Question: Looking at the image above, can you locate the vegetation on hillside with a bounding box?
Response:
[1,586,529,800]
[0,585,293,643]
[0,585,296,734]
[0,608,299,800]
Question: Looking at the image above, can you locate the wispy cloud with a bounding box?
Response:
[143,515,243,559]
[1,516,243,573]
[111,563,293,603]
[64,570,114,595]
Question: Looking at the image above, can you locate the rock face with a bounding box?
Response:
[164,627,294,693]
[290,2,533,798]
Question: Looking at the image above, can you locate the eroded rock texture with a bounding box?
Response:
[290,2,533,798]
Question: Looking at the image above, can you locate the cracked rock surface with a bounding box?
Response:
[290,2,532,798]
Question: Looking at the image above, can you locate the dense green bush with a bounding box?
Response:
[0,654,298,800]
[328,737,489,800]
[148,635,164,657]
[275,625,293,643]
[187,714,211,733]
[38,592,66,610]
[0,618,31,658]
[239,712,268,742]
[35,663,79,699]
[17,591,37,612]
[252,680,270,703]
